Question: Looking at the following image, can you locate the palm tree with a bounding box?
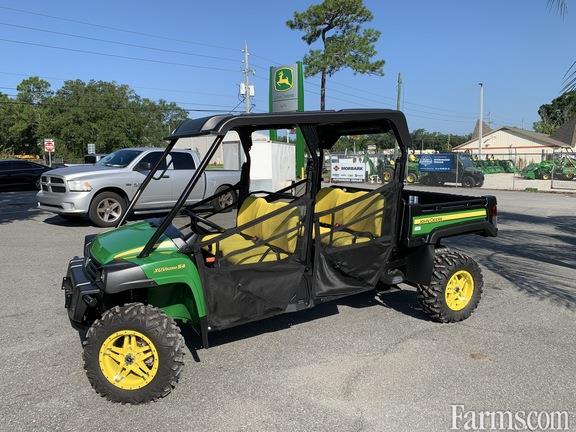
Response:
[548,0,575,92]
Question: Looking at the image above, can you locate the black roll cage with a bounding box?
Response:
[116,109,410,259]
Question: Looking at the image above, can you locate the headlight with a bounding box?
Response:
[67,180,92,191]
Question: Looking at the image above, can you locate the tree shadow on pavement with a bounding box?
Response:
[448,211,576,311]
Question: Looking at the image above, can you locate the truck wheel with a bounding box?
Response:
[89,191,126,227]
[83,303,185,404]
[212,185,236,213]
[417,248,483,323]
[461,176,475,188]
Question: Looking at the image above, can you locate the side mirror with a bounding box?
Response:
[135,161,151,171]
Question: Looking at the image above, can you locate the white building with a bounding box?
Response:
[453,119,576,166]
[175,130,295,190]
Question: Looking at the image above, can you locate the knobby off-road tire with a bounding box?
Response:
[417,248,483,323]
[83,303,185,404]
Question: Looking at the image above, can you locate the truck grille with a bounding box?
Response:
[41,176,67,193]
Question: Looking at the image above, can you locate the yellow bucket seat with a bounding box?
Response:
[203,196,300,264]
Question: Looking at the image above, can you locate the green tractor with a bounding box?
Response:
[377,153,419,184]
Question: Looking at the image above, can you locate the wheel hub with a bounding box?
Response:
[98,330,159,390]
[445,270,474,311]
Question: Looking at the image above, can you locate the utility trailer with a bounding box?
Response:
[61,110,498,403]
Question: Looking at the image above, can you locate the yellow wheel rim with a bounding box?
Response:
[98,330,159,390]
[383,172,391,182]
[445,270,475,311]
[406,174,416,184]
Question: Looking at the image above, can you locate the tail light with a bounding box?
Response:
[490,204,498,228]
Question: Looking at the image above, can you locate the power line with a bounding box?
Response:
[0,22,239,64]
[0,71,236,99]
[0,5,239,52]
[0,38,240,73]
[0,98,244,113]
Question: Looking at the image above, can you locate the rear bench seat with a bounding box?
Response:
[314,187,384,247]
[203,196,299,265]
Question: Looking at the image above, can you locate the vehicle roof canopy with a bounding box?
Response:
[167,109,408,150]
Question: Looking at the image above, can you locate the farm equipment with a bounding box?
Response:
[61,110,497,403]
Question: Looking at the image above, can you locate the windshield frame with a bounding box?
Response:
[96,149,143,168]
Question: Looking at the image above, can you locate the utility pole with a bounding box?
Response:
[242,41,253,113]
[396,72,402,111]
[395,72,402,157]
[478,83,484,156]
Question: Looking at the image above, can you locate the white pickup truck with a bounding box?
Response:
[37,147,240,227]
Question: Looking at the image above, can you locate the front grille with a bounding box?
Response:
[85,256,102,283]
[41,176,67,193]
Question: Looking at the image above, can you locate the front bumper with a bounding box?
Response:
[62,256,100,330]
[37,190,94,215]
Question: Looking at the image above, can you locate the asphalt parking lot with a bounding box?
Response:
[0,187,575,431]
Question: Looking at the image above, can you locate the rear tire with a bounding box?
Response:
[417,248,483,323]
[83,303,185,404]
[461,176,475,188]
[212,185,237,213]
[89,191,126,227]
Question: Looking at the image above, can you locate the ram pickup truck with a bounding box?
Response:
[37,147,240,227]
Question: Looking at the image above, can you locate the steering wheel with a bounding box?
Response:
[181,208,225,235]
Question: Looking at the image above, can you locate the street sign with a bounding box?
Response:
[43,139,55,153]
[87,143,96,155]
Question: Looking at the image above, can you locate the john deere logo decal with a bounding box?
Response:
[275,68,293,92]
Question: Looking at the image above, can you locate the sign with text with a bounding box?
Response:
[331,160,366,182]
[418,154,454,172]
[43,139,55,153]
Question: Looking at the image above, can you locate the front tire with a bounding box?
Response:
[406,173,417,184]
[417,248,483,323]
[83,303,185,404]
[89,191,126,227]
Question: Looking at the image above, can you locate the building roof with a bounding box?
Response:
[471,120,492,140]
[550,117,576,147]
[453,125,570,150]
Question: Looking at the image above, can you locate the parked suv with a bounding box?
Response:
[37,148,240,226]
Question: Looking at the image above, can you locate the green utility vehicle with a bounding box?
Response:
[62,110,498,404]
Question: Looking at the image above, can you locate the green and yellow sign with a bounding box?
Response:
[274,67,294,92]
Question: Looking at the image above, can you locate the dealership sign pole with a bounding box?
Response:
[269,62,305,178]
[43,138,55,167]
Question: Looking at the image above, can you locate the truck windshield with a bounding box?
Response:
[459,155,474,168]
[96,149,142,168]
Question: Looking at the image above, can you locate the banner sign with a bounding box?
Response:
[331,161,366,182]
[418,154,454,172]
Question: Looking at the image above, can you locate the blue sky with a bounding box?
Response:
[0,0,574,135]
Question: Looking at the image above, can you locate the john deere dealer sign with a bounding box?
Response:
[270,64,302,112]
[331,160,367,182]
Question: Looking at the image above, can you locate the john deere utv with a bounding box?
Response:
[62,110,498,403]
